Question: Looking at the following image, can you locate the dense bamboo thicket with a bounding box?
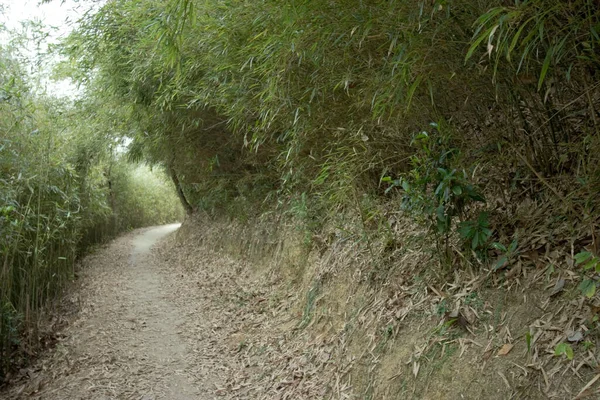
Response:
[2,0,600,380]
[0,32,184,377]
[62,0,599,251]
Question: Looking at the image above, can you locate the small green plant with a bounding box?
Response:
[431,167,485,235]
[435,298,449,317]
[383,124,486,262]
[545,264,556,281]
[431,319,460,338]
[463,292,484,310]
[237,339,247,352]
[458,212,492,251]
[582,341,595,351]
[554,342,574,360]
[575,251,600,298]
[384,324,394,339]
[491,239,519,270]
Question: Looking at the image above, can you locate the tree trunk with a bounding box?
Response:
[169,168,194,215]
[106,160,118,235]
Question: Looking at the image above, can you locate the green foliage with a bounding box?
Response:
[383,124,486,259]
[299,279,321,330]
[575,251,600,272]
[491,239,519,271]
[467,1,600,88]
[576,251,600,298]
[3,0,596,388]
[0,24,183,378]
[384,124,485,232]
[110,163,184,231]
[1,0,597,384]
[458,212,492,251]
[525,330,532,354]
[554,342,574,360]
[579,279,596,299]
[54,0,598,276]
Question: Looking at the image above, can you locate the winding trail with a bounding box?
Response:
[4,222,330,400]
[5,224,207,399]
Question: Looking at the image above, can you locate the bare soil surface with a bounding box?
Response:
[2,224,210,399]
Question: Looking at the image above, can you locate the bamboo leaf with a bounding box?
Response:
[579,279,596,298]
[538,46,553,91]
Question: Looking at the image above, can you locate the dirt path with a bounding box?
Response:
[4,224,209,399]
[3,223,338,400]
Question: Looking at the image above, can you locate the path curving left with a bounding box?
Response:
[3,224,205,400]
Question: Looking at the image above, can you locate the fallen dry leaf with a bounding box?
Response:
[497,343,514,356]
[568,331,584,343]
[548,278,566,297]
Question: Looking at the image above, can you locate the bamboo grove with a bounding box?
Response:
[2,0,600,379]
[60,0,599,250]
[0,26,184,377]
